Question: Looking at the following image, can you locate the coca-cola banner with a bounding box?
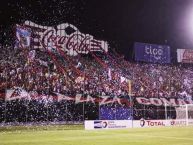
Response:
[177,49,193,63]
[134,42,171,63]
[16,21,108,56]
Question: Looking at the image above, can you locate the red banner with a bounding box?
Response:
[177,49,193,63]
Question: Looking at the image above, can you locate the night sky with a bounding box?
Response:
[1,0,193,60]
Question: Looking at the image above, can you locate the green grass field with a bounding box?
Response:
[0,125,193,145]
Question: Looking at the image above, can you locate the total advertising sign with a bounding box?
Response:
[85,120,132,130]
[177,49,193,63]
[134,42,171,63]
[133,119,187,128]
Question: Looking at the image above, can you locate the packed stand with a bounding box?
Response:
[0,45,193,123]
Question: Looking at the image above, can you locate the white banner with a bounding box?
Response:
[16,21,108,56]
[5,90,131,106]
[85,119,192,130]
[136,97,193,106]
[85,120,132,130]
[6,87,30,101]
[177,49,193,63]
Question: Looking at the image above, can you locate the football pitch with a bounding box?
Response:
[0,125,193,145]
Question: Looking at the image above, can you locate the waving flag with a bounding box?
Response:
[6,87,30,101]
[16,25,31,48]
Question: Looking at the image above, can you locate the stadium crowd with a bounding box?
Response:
[0,45,193,100]
[0,44,193,123]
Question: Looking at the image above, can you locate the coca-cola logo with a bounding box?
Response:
[41,30,93,52]
[66,34,91,52]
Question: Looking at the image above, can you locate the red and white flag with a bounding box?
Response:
[6,87,30,101]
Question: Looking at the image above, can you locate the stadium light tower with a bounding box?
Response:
[184,5,193,39]
[188,12,193,35]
